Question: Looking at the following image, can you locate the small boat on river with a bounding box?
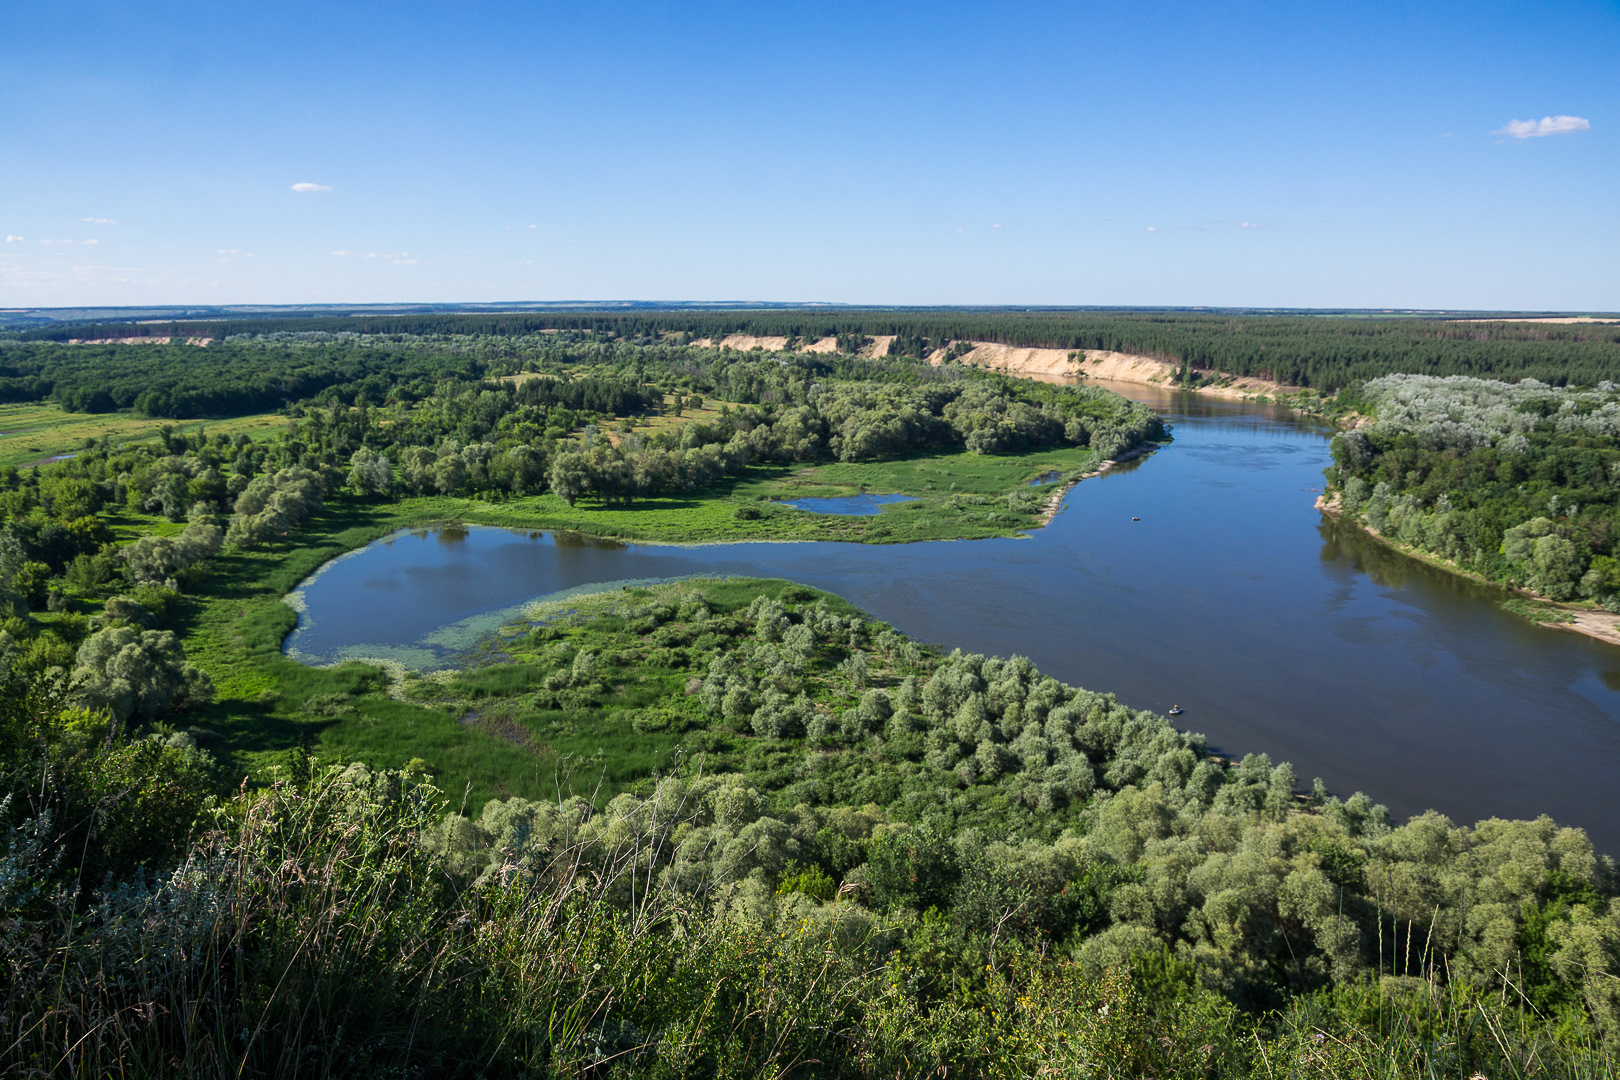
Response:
[1168,705,1183,715]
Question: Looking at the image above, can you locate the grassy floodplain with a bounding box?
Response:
[167,443,1111,797]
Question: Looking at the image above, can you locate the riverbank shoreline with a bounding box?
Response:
[1315,493,1620,648]
[1036,443,1159,526]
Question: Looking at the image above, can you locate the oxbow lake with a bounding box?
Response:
[286,380,1620,853]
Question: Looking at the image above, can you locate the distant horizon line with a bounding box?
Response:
[6,301,1618,324]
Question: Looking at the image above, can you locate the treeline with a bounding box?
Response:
[22,311,1620,390]
[0,340,493,417]
[1326,374,1620,606]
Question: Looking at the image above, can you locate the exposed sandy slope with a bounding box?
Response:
[68,336,212,346]
[1315,494,1620,649]
[939,342,1298,399]
[943,342,1080,377]
[861,335,895,358]
[688,334,843,352]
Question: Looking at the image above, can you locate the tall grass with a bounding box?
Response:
[4,763,1615,1078]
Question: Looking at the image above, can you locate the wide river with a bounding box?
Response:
[287,381,1620,852]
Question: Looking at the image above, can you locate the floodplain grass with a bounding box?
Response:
[162,440,1105,805]
[173,470,895,806]
[443,445,1107,546]
[0,400,287,469]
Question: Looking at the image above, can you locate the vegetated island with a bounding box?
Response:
[5,313,1620,1075]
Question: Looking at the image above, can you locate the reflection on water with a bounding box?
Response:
[1316,517,1509,602]
[286,378,1620,853]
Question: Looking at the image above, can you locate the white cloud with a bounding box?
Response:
[528,224,537,229]
[291,182,333,192]
[1144,226,1159,233]
[1236,222,1258,229]
[1492,115,1591,139]
[992,224,1004,230]
[217,249,239,254]
[83,239,99,245]
[4,235,23,243]
[82,216,116,224]
[334,250,414,261]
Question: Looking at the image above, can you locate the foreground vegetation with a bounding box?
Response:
[1323,374,1620,615]
[4,577,1619,1076]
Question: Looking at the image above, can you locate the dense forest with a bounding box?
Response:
[14,309,1620,390]
[4,329,1620,1075]
[1324,374,1620,608]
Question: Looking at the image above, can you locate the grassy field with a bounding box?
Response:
[0,402,288,469]
[440,444,1109,545]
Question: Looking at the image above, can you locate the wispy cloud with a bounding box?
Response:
[82,239,99,245]
[217,249,240,254]
[82,216,116,224]
[1236,222,1258,229]
[4,236,23,243]
[333,250,421,264]
[1492,115,1591,139]
[291,181,333,192]
[1144,226,1159,233]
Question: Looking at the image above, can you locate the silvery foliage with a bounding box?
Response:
[80,855,232,974]
[0,799,59,910]
[1357,374,1620,452]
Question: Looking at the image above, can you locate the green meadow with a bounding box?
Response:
[0,400,287,470]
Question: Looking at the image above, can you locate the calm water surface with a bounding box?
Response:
[287,381,1620,851]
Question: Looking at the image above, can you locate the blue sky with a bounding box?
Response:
[2,0,1614,309]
